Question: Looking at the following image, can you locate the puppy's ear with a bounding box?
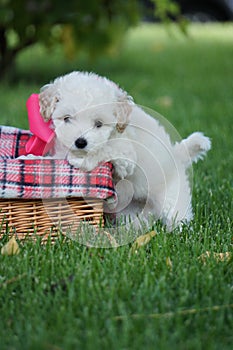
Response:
[114,97,132,133]
[39,84,60,121]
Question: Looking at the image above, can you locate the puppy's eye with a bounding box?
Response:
[63,115,71,123]
[95,120,103,128]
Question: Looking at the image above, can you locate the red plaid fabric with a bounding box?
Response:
[0,126,29,158]
[0,126,116,200]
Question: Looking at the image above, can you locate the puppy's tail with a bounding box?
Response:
[174,132,211,166]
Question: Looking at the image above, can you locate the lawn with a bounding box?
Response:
[0,23,232,349]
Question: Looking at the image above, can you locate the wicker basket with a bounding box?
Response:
[0,197,103,242]
[0,126,116,243]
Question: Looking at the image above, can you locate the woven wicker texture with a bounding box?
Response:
[0,198,103,242]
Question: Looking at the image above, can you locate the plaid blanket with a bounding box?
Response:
[0,126,116,199]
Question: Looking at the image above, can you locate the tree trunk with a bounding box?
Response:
[0,26,36,80]
[0,27,17,79]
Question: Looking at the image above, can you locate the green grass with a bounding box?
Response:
[0,23,232,349]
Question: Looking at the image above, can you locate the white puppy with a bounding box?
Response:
[39,71,211,229]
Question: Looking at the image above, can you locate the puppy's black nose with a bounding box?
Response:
[75,137,87,149]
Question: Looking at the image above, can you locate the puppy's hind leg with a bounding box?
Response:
[158,172,193,231]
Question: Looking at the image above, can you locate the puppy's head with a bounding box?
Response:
[39,71,132,152]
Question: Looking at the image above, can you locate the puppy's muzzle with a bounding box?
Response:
[75,137,87,149]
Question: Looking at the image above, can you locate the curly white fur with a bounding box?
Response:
[39,71,211,230]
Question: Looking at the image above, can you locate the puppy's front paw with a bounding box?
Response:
[68,156,84,169]
[68,154,99,172]
[113,159,135,179]
[80,158,99,172]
